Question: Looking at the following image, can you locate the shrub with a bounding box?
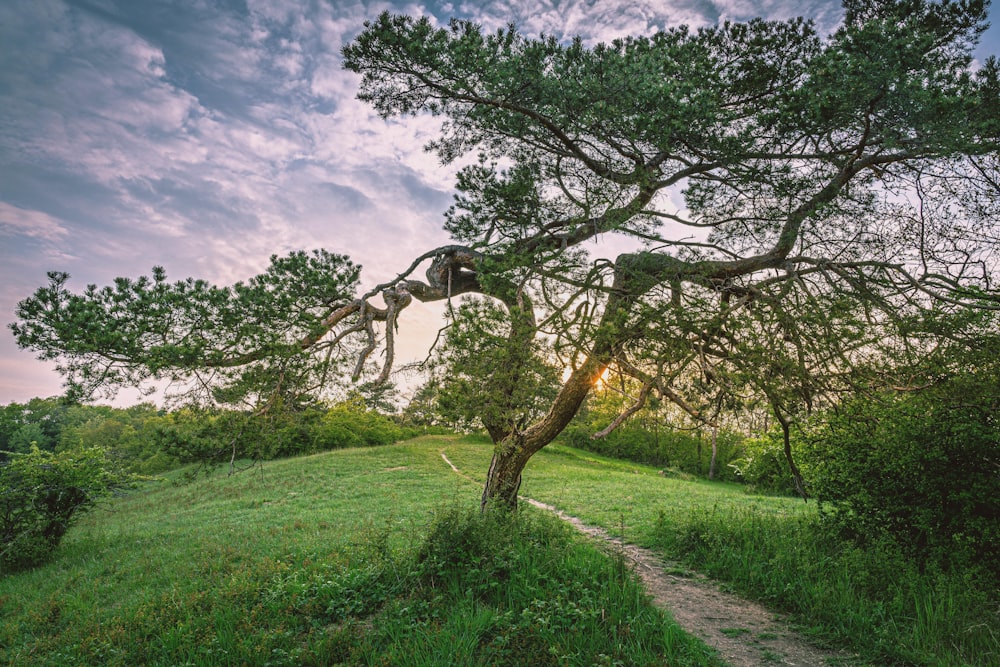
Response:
[314,396,404,450]
[804,373,1000,578]
[729,427,806,495]
[0,446,139,573]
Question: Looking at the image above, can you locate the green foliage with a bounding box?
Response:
[59,403,173,474]
[0,398,173,473]
[0,446,138,573]
[728,427,805,495]
[804,373,1000,578]
[6,422,50,454]
[0,396,72,455]
[313,393,407,450]
[418,298,561,435]
[1,395,411,479]
[11,250,361,403]
[152,396,410,466]
[561,391,744,481]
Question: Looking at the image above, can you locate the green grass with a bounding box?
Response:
[439,439,809,543]
[440,438,999,667]
[648,506,1000,667]
[0,436,721,666]
[4,435,997,666]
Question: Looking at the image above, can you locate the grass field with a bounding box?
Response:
[0,436,723,666]
[2,435,996,666]
[475,440,996,667]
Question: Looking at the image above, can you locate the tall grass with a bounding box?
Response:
[0,437,720,666]
[650,507,998,667]
[492,442,999,667]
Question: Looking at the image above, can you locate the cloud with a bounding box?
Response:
[0,202,70,243]
[444,0,843,44]
[0,0,930,404]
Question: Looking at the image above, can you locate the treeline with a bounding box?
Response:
[150,395,429,471]
[561,413,745,482]
[0,394,427,572]
[0,394,429,474]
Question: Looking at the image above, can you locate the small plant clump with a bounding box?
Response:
[261,507,722,666]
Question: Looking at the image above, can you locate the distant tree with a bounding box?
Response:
[6,423,50,454]
[0,397,75,456]
[12,1,1000,508]
[401,378,446,428]
[354,382,403,415]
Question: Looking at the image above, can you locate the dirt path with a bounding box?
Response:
[523,498,856,667]
[440,452,855,667]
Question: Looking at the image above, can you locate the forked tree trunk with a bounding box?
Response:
[480,443,529,511]
[479,355,610,511]
[478,278,633,511]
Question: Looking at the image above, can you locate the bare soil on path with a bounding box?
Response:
[439,452,858,667]
[523,498,858,667]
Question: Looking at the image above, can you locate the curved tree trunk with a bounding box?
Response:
[479,353,610,510]
[477,268,642,511]
[480,442,529,511]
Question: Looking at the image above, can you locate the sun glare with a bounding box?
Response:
[560,365,611,388]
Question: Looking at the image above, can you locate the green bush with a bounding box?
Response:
[403,506,705,666]
[315,396,404,449]
[805,373,1000,578]
[728,428,806,495]
[149,397,409,466]
[0,446,139,573]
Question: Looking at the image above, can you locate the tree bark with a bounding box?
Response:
[479,353,611,510]
[480,441,528,511]
[479,294,635,509]
[709,425,718,481]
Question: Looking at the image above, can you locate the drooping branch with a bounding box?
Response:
[591,381,654,439]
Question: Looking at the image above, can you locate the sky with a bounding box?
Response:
[1,0,999,406]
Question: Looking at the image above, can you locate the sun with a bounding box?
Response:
[560,365,610,388]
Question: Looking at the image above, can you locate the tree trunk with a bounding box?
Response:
[480,442,529,511]
[479,355,609,511]
[709,425,718,480]
[478,269,636,511]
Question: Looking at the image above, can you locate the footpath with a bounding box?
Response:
[440,451,857,667]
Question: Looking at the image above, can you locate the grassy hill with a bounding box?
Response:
[3,435,996,666]
[0,436,724,666]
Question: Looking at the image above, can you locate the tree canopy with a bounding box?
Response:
[12,0,1000,507]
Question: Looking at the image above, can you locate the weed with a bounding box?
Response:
[720,627,751,637]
